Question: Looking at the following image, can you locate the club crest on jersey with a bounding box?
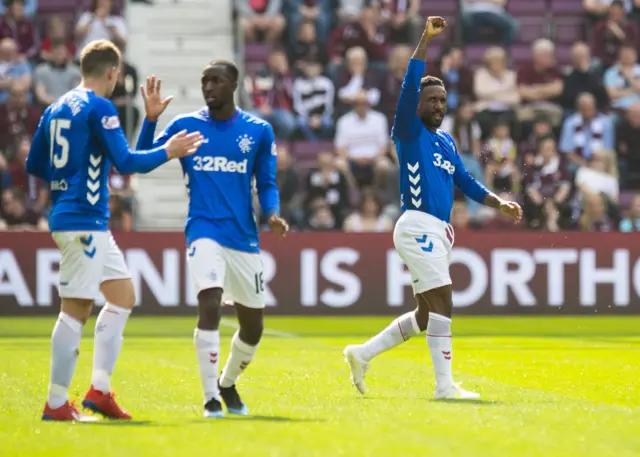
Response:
[236,134,254,154]
[101,115,120,130]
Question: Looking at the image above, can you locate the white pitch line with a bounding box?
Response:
[220,318,296,338]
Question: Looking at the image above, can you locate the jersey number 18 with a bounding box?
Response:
[49,119,71,169]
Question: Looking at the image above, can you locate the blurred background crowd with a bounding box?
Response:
[2,0,640,234]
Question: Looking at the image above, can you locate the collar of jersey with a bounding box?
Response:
[199,107,241,124]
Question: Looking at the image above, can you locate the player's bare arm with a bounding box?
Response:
[483,192,523,223]
[140,75,173,122]
[412,16,446,61]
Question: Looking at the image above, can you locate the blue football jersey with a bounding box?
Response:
[136,108,279,253]
[391,59,489,223]
[26,88,170,232]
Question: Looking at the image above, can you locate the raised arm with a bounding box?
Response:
[392,16,446,141]
[91,98,201,174]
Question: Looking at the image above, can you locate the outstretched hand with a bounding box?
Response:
[140,75,173,123]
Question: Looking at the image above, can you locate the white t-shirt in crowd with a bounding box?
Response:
[575,166,619,200]
[76,13,127,58]
[334,109,389,159]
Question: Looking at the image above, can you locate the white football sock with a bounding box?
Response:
[91,303,131,393]
[48,312,83,409]
[220,331,258,388]
[426,312,454,389]
[359,311,421,362]
[194,328,221,403]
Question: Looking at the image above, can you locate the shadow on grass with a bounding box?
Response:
[429,398,501,405]
[80,420,159,427]
[190,415,324,424]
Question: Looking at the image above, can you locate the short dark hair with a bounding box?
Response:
[206,59,239,82]
[420,75,445,90]
[80,40,121,77]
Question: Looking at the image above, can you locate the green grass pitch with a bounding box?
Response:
[1,315,639,457]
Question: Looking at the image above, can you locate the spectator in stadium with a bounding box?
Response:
[517,39,564,128]
[483,119,519,193]
[307,197,339,230]
[337,0,367,20]
[249,48,296,139]
[583,0,633,22]
[40,16,76,63]
[0,187,47,231]
[473,46,520,137]
[284,0,332,46]
[460,0,518,45]
[326,7,389,77]
[615,100,640,187]
[592,0,638,68]
[343,189,394,232]
[619,193,640,231]
[0,83,40,154]
[380,44,410,127]
[288,19,326,73]
[523,136,572,229]
[75,0,127,59]
[579,191,617,231]
[304,151,351,228]
[440,98,484,183]
[0,37,31,104]
[0,148,8,191]
[0,0,35,60]
[110,45,140,141]
[109,167,133,200]
[292,58,335,140]
[373,150,400,222]
[574,149,619,205]
[430,47,473,114]
[236,0,285,44]
[559,92,614,170]
[520,114,553,166]
[334,89,389,188]
[561,42,608,112]
[0,0,34,16]
[6,136,48,212]
[33,42,81,107]
[369,0,421,44]
[604,44,640,111]
[108,194,133,232]
[335,46,381,117]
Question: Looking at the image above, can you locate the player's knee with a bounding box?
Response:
[414,306,429,331]
[239,319,263,346]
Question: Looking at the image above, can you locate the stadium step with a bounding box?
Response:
[125,0,234,230]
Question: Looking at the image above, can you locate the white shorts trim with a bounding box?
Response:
[393,211,454,295]
[186,238,265,309]
[52,231,130,300]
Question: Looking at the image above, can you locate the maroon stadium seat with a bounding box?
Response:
[507,0,547,16]
[464,45,491,69]
[550,0,585,16]
[517,17,547,44]
[555,44,573,66]
[553,17,586,44]
[244,43,270,64]
[38,0,78,13]
[291,141,333,171]
[510,44,533,66]
[419,0,457,17]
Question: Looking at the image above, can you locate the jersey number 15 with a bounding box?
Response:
[49,119,71,169]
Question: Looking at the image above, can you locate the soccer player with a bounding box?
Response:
[26,40,203,421]
[343,17,523,400]
[135,63,289,418]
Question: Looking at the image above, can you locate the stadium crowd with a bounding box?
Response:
[2,0,640,233]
